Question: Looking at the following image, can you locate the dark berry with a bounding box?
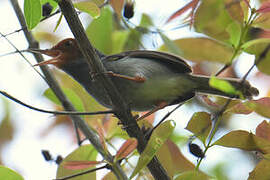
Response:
[188,143,205,158]
[123,2,134,19]
[42,2,53,17]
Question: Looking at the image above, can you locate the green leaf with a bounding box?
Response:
[194,0,239,43]
[86,7,113,54]
[209,76,241,96]
[74,1,100,18]
[111,30,130,54]
[174,170,210,180]
[248,154,270,180]
[43,88,85,112]
[0,166,24,180]
[185,112,212,144]
[140,13,153,27]
[159,32,182,56]
[160,38,234,64]
[24,0,42,29]
[130,120,176,179]
[242,38,270,55]
[214,130,270,154]
[226,22,241,47]
[57,145,98,180]
[242,38,270,75]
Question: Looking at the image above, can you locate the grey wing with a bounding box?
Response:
[103,50,192,73]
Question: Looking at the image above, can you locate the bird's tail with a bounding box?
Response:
[188,75,259,99]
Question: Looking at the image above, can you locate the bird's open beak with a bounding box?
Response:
[29,49,62,66]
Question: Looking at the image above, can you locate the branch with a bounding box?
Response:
[9,0,126,179]
[57,0,170,179]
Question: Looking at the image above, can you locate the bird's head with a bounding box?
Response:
[31,38,83,68]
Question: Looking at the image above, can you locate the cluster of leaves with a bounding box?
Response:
[1,0,269,179]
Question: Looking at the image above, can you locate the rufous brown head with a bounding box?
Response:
[31,38,83,68]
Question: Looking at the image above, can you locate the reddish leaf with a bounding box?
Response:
[257,1,270,13]
[110,0,124,17]
[63,161,103,170]
[166,0,199,23]
[157,140,195,177]
[256,120,270,141]
[225,102,253,115]
[96,123,107,151]
[247,98,270,118]
[115,138,137,161]
[201,95,220,107]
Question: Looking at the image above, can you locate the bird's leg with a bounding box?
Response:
[106,71,146,83]
[136,102,168,121]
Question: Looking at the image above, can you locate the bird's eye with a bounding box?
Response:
[65,40,73,47]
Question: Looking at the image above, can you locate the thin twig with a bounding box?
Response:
[0,91,114,116]
[0,32,47,81]
[54,165,108,180]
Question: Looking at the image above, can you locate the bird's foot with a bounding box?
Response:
[106,71,146,83]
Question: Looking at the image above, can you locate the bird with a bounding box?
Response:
[30,38,259,118]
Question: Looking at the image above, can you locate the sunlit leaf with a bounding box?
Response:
[74,1,100,18]
[43,88,85,112]
[130,120,176,178]
[111,30,130,54]
[214,130,270,154]
[185,112,212,144]
[140,13,153,28]
[194,0,239,43]
[209,76,241,96]
[248,154,270,180]
[0,166,23,180]
[24,0,42,29]
[174,170,210,180]
[160,38,234,64]
[115,138,137,161]
[57,145,98,180]
[256,120,270,142]
[86,7,113,54]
